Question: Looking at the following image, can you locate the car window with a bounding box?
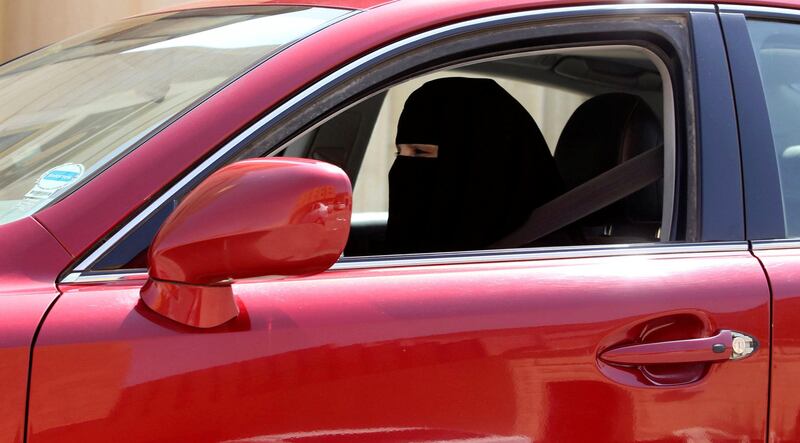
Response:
[746,19,800,236]
[320,48,668,256]
[90,45,675,268]
[0,6,348,226]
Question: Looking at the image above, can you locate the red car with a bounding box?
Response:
[1,0,799,441]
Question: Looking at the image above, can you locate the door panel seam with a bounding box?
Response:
[22,290,64,443]
[750,242,775,443]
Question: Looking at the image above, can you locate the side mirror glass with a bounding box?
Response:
[141,158,352,328]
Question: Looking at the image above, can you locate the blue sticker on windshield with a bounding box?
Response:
[43,170,80,182]
[25,163,85,200]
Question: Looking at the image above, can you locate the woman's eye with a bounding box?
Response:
[395,144,438,157]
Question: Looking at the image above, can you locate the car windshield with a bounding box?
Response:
[0,6,348,225]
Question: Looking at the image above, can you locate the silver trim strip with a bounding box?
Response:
[718,4,800,17]
[69,2,712,275]
[61,271,148,284]
[60,273,82,284]
[63,242,748,284]
[330,242,747,270]
[751,239,800,251]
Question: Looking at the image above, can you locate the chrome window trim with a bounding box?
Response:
[62,241,748,284]
[718,4,800,18]
[330,242,748,270]
[66,2,712,278]
[751,239,800,250]
[62,271,148,284]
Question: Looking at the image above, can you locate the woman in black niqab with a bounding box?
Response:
[385,77,563,254]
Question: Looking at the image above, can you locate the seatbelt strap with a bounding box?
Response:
[492,145,664,249]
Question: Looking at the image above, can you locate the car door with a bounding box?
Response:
[28,3,771,442]
[721,5,800,442]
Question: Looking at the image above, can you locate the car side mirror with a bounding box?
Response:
[140,158,352,328]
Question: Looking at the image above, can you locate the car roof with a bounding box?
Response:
[155,0,395,12]
[159,0,799,14]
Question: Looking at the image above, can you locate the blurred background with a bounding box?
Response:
[0,0,189,63]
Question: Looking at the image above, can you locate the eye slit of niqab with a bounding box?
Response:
[397,143,439,158]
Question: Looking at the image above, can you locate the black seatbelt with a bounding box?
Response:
[493,145,664,249]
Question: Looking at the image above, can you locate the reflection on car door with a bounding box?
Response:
[28,247,769,442]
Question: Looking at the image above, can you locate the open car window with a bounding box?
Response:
[89,44,674,270]
[280,46,670,257]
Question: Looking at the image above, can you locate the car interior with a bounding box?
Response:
[273,45,670,257]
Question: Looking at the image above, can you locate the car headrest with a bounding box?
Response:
[555,93,662,188]
[555,93,663,224]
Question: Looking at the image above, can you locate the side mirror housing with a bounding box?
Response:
[141,158,352,328]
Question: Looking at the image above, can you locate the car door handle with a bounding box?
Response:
[599,330,758,365]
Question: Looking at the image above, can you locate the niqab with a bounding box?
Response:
[386,77,563,253]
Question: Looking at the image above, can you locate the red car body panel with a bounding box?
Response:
[0,0,793,441]
[751,249,800,442]
[0,218,72,443]
[29,251,768,442]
